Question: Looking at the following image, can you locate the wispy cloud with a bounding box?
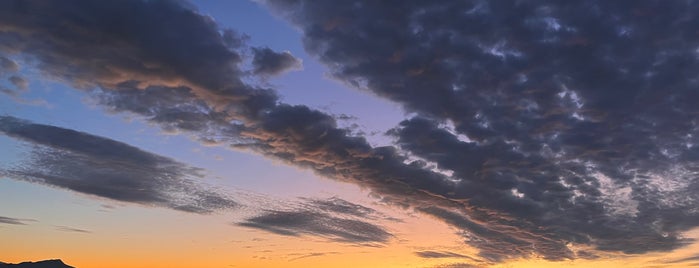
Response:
[415,251,477,260]
[238,197,392,245]
[54,225,91,234]
[660,254,699,265]
[0,215,36,225]
[429,263,482,268]
[0,116,237,214]
[288,252,339,261]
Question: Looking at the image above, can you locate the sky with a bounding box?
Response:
[1,0,699,267]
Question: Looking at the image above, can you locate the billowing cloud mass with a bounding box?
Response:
[2,0,699,263]
[238,197,392,244]
[251,47,302,77]
[0,116,237,214]
[263,0,699,260]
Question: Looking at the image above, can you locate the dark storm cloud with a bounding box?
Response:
[251,47,302,77]
[0,216,35,225]
[263,0,699,261]
[0,116,237,214]
[238,197,392,244]
[3,0,699,263]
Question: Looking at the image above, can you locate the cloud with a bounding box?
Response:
[8,75,27,90]
[238,197,392,245]
[288,252,339,261]
[416,250,485,267]
[0,0,452,242]
[0,56,25,96]
[0,116,237,214]
[415,251,476,260]
[302,197,380,218]
[0,216,35,225]
[662,254,699,264]
[3,0,699,263]
[252,47,302,77]
[262,0,699,261]
[0,56,18,74]
[0,0,255,109]
[94,86,249,143]
[429,263,481,268]
[54,226,91,234]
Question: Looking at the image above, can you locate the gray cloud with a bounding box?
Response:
[0,0,253,107]
[0,0,452,241]
[0,88,17,97]
[263,0,699,261]
[54,226,91,234]
[252,47,302,77]
[430,263,481,268]
[94,86,248,144]
[8,75,27,90]
[302,197,379,219]
[415,251,475,260]
[288,252,339,261]
[238,197,392,245]
[0,116,237,214]
[239,211,389,243]
[0,56,18,74]
[0,56,24,96]
[662,254,699,264]
[0,216,35,225]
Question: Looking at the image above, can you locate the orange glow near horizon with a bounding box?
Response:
[3,180,699,268]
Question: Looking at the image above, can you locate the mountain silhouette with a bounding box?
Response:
[0,260,74,268]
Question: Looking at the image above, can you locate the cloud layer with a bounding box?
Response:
[238,197,392,245]
[262,0,699,261]
[0,216,35,225]
[0,116,236,214]
[2,0,699,262]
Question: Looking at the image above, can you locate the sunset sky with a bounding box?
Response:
[1,1,699,267]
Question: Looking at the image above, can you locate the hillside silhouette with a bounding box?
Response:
[0,260,74,268]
